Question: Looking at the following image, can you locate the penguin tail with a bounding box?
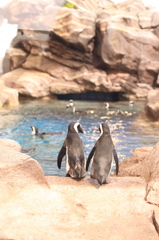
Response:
[97,175,107,186]
[75,164,86,179]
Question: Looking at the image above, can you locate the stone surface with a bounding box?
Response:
[0,68,54,98]
[94,21,159,85]
[0,176,158,240]
[143,142,159,205]
[0,143,48,189]
[0,138,22,152]
[2,0,65,30]
[0,80,19,106]
[1,0,159,100]
[51,7,96,52]
[118,147,153,177]
[145,89,159,120]
[118,141,159,206]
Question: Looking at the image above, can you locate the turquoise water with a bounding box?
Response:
[0,98,158,176]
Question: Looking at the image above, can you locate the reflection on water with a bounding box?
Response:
[0,98,158,176]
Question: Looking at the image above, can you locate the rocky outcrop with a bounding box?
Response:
[0,138,22,152]
[145,89,159,121]
[1,68,53,98]
[0,139,48,189]
[118,147,153,177]
[119,141,159,206]
[144,142,159,205]
[0,0,159,101]
[0,80,19,106]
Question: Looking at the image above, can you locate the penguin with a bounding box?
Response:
[66,99,74,109]
[57,122,86,180]
[104,102,109,110]
[86,122,119,185]
[30,125,62,139]
[129,100,134,106]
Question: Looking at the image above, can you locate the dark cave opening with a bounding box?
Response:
[57,91,119,102]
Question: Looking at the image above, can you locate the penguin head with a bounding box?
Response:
[99,122,110,135]
[68,122,85,134]
[30,126,38,135]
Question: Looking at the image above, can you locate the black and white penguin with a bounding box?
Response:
[104,102,110,110]
[30,125,62,139]
[57,122,86,180]
[66,99,74,109]
[129,100,134,107]
[86,122,119,185]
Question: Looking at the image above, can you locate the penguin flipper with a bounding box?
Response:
[113,148,119,175]
[86,146,96,171]
[57,145,66,169]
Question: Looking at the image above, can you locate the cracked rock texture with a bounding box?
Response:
[1,0,159,105]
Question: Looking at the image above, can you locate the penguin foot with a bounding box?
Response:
[65,173,71,177]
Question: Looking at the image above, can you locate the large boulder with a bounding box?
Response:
[2,0,65,30]
[0,139,48,189]
[119,142,159,206]
[0,68,54,98]
[143,142,159,205]
[94,19,159,85]
[118,147,153,177]
[0,80,19,106]
[0,139,22,152]
[51,7,96,52]
[145,89,159,121]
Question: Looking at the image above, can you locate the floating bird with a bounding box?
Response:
[129,100,134,106]
[57,122,86,180]
[72,106,94,115]
[104,102,110,110]
[30,126,62,139]
[66,99,74,109]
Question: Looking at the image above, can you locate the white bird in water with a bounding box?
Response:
[129,101,134,106]
[104,102,110,110]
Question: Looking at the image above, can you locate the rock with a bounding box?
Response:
[0,68,54,98]
[94,20,159,85]
[2,0,65,30]
[118,141,159,206]
[51,7,96,52]
[9,48,28,71]
[1,0,159,101]
[0,139,22,152]
[0,80,19,106]
[143,142,159,205]
[118,147,153,177]
[145,89,159,121]
[0,141,48,189]
[0,176,158,240]
[138,10,159,30]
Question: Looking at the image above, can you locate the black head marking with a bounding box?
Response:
[68,122,85,134]
[99,122,110,135]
